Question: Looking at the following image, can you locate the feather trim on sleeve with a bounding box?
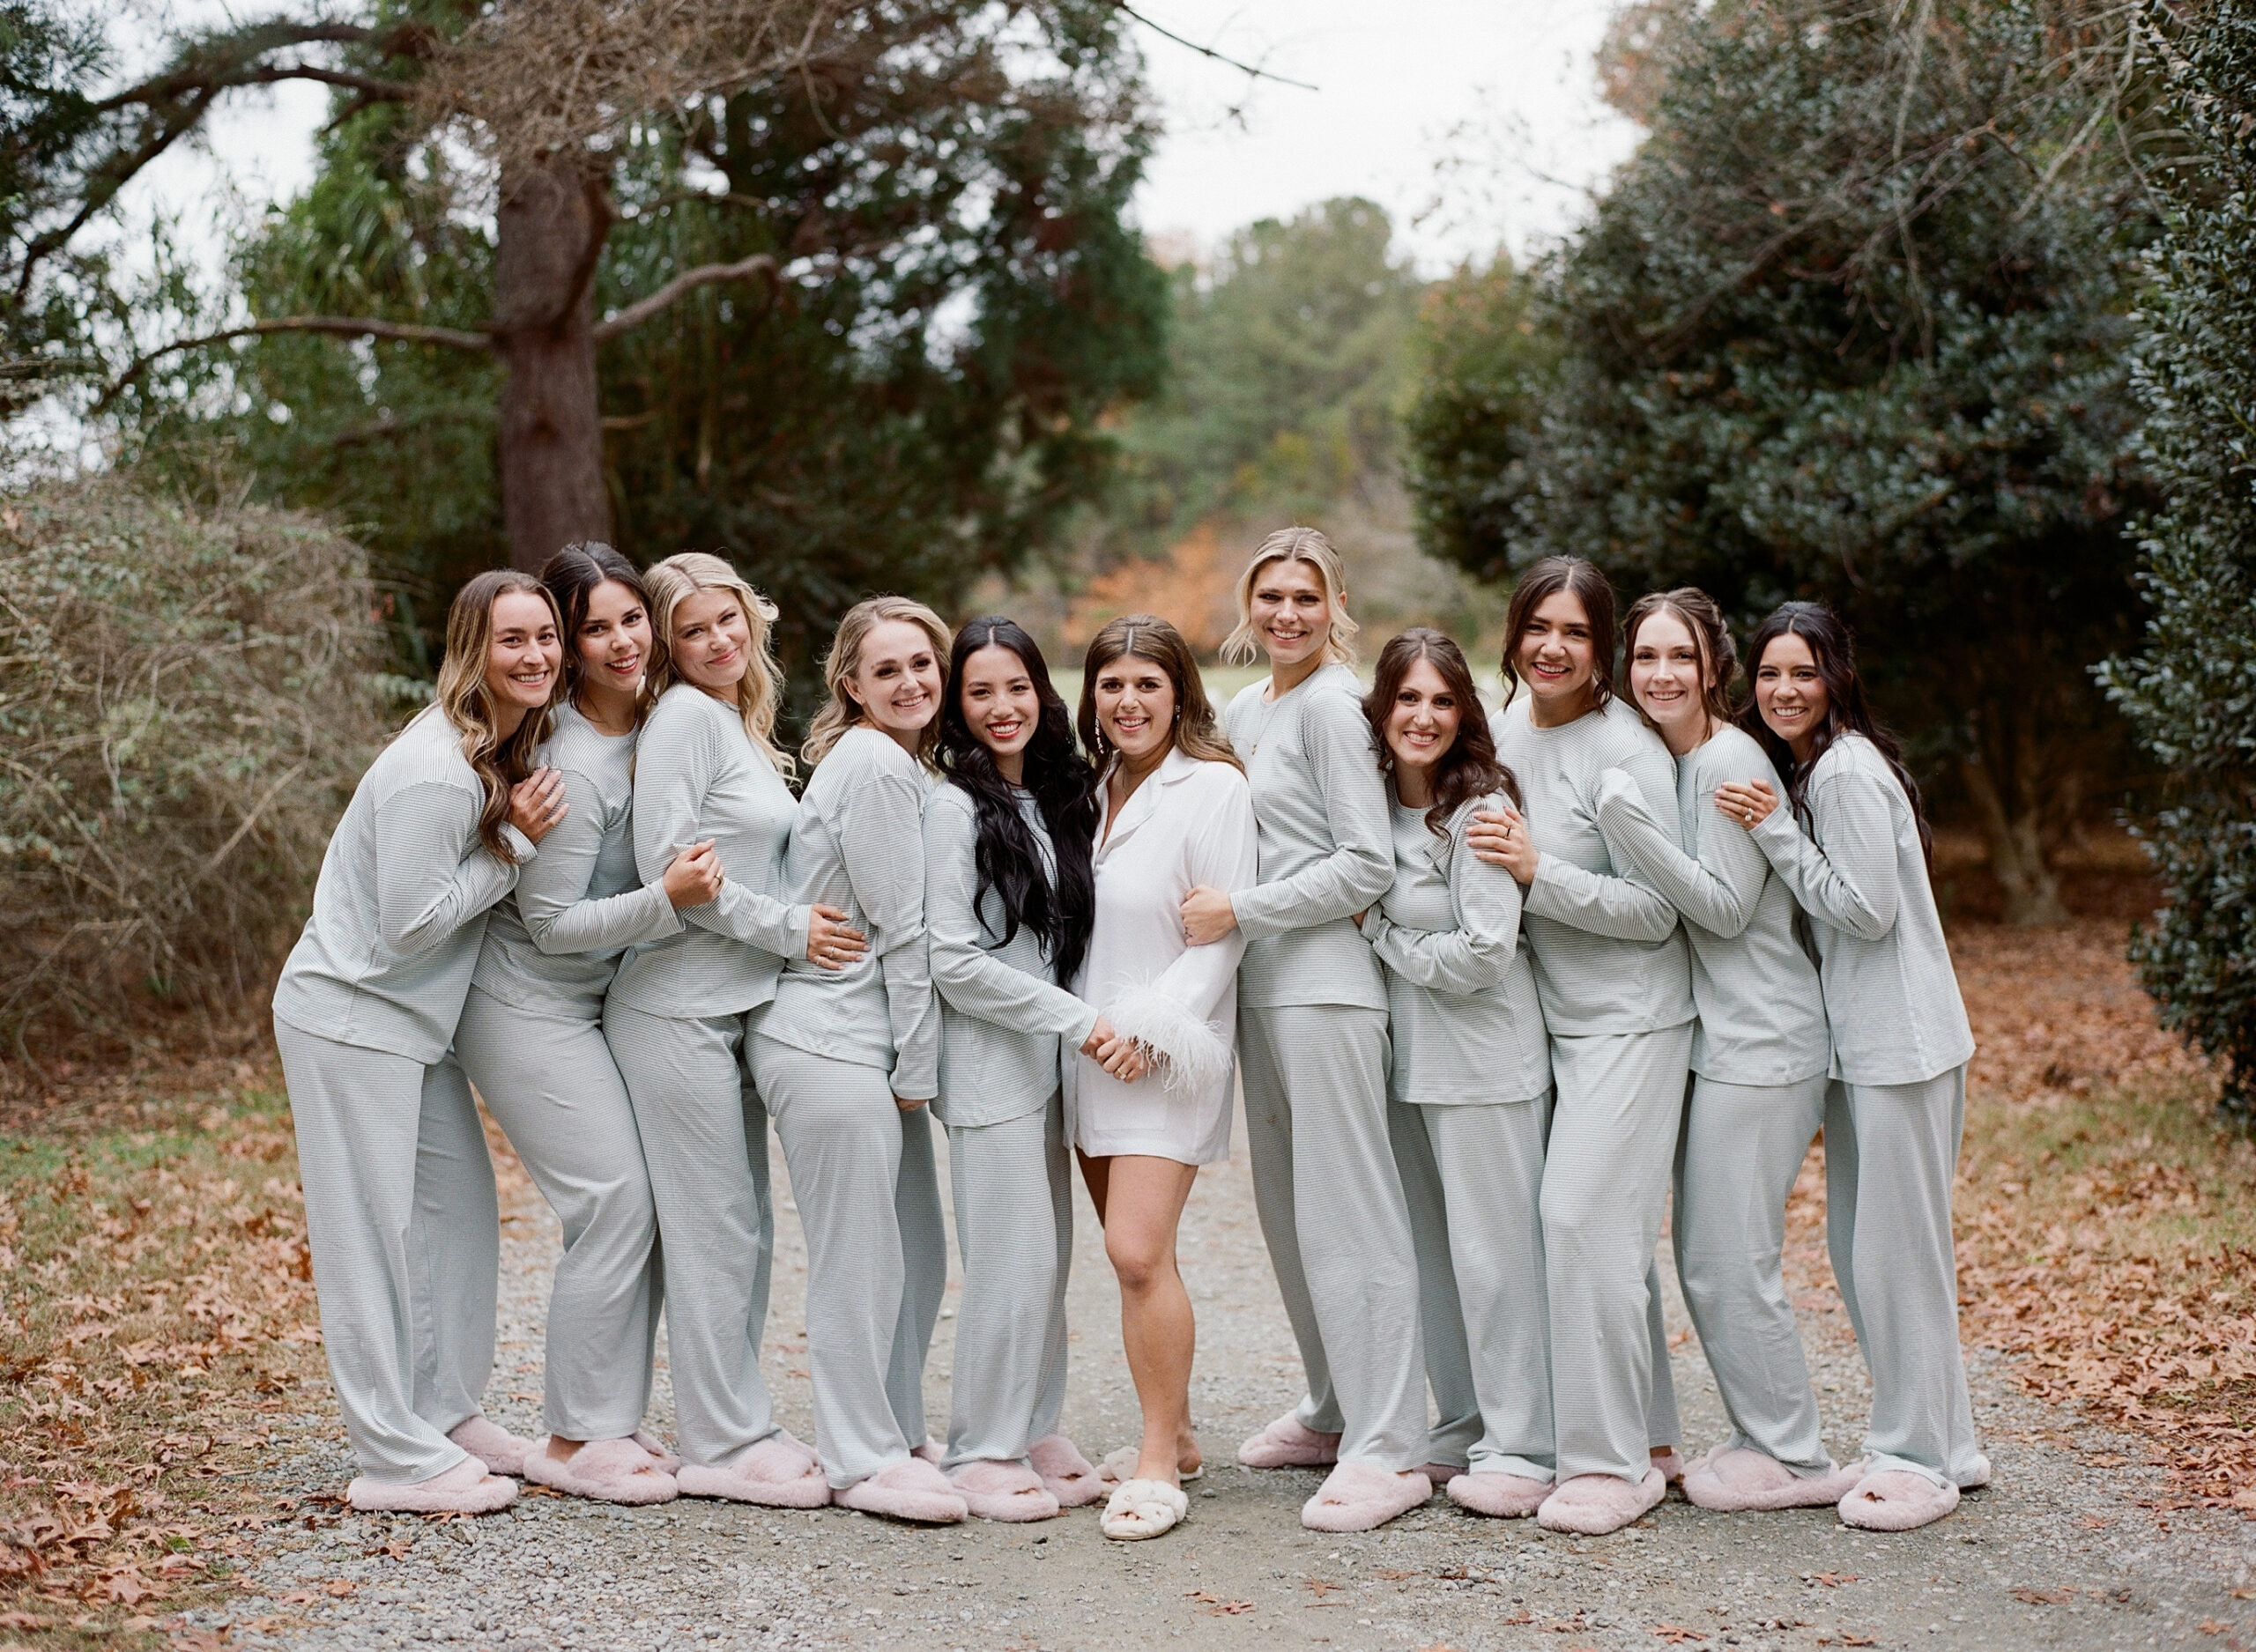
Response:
[1103,983,1233,1095]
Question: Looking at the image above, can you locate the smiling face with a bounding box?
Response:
[1384,656,1462,778]
[957,643,1042,767]
[484,589,562,720]
[845,618,943,737]
[1514,589,1598,710]
[1248,557,1332,671]
[575,578,650,705]
[1628,607,1708,745]
[1754,629,1829,755]
[1094,652,1176,767]
[671,588,753,698]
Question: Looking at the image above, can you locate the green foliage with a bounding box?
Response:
[2096,0,2256,1117]
[0,473,391,1054]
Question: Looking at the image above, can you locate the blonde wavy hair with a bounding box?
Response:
[803,595,954,768]
[434,568,560,863]
[642,552,792,777]
[1221,525,1359,668]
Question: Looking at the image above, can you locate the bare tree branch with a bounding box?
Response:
[99,317,494,411]
[1109,3,1317,92]
[590,256,779,343]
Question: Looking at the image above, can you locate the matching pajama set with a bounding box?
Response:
[1747,734,1985,1490]
[923,782,1101,1469]
[1366,791,1556,1483]
[1224,665,1428,1474]
[1592,723,1839,1477]
[272,707,535,1485]
[748,726,945,1489]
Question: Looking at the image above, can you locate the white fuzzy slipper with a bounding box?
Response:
[1099,1445,1203,1485]
[1101,1478,1188,1541]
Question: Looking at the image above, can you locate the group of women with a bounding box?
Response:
[272,526,1987,1549]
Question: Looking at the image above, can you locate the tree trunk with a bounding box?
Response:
[1960,752,2072,926]
[492,159,612,572]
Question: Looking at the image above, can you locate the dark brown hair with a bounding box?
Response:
[434,569,559,863]
[1077,615,1242,773]
[540,541,649,705]
[1502,555,1618,710]
[1622,586,1738,731]
[1363,627,1520,835]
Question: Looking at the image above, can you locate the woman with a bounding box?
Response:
[1357,630,1556,1521]
[1467,554,1693,1536]
[1716,602,1985,1532]
[925,619,1117,1518]
[1585,589,1853,1512]
[749,596,959,1523]
[1069,614,1257,1543]
[1182,527,1430,1536]
[605,552,865,1508]
[453,544,726,1504]
[273,570,566,1515]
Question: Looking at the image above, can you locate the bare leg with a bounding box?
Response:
[1088,1154,1201,1485]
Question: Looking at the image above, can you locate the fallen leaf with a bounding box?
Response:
[1652,1626,1708,1644]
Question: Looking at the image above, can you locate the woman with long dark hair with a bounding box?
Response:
[273,569,566,1515]
[1715,601,1985,1531]
[1587,589,1852,1513]
[924,618,1115,1518]
[1356,630,1556,1522]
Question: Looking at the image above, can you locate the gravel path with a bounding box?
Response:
[204,1107,2254,1652]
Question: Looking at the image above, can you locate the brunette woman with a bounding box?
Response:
[1717,602,1985,1531]
[605,552,864,1509]
[926,619,1116,1518]
[1357,631,1556,1521]
[1589,589,1853,1512]
[1183,528,1430,1536]
[1069,616,1258,1542]
[1467,555,1692,1536]
[749,596,957,1523]
[273,570,567,1515]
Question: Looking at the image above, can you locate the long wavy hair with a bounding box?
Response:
[803,595,953,769]
[541,541,649,711]
[937,618,1099,985]
[1739,601,1932,859]
[1362,628,1518,838]
[1502,554,1618,710]
[1622,586,1738,732]
[642,552,792,777]
[434,568,560,863]
[1221,525,1360,668]
[1078,614,1243,774]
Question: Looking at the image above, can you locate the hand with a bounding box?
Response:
[1180,885,1238,945]
[507,767,568,845]
[660,841,724,909]
[894,1094,928,1112]
[1468,804,1539,885]
[806,905,869,970]
[1350,907,1368,930]
[1716,780,1780,829]
[1094,1032,1150,1083]
[1080,1014,1121,1058]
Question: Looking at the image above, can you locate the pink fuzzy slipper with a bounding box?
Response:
[1538,1468,1666,1535]
[1236,1412,1341,1470]
[947,1458,1059,1522]
[1301,1462,1432,1533]
[448,1416,536,1478]
[1682,1448,1862,1512]
[348,1456,516,1515]
[835,1458,968,1524]
[1651,1448,1686,1485]
[1028,1433,1107,1508]
[1418,1461,1466,1486]
[1838,1469,1960,1531]
[910,1439,944,1465]
[523,1437,678,1506]
[1446,1471,1550,1519]
[677,1431,831,1508]
[631,1428,681,1473]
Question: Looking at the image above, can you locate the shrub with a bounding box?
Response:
[0,474,390,1058]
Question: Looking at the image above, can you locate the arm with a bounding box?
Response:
[922,796,1100,1044]
[1228,693,1393,939]
[1748,768,1900,941]
[837,769,941,1101]
[1365,820,1519,996]
[518,767,682,956]
[1591,766,1765,938]
[372,782,531,957]
[633,712,809,959]
[1521,735,1682,942]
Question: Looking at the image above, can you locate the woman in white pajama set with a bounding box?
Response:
[605,552,863,1509]
[1354,630,1558,1522]
[924,618,1114,1520]
[1588,589,1857,1513]
[1472,555,1694,1537]
[1718,601,1986,1533]
[273,570,564,1515]
[1188,528,1432,1536]
[749,596,960,1524]
[453,544,725,1505]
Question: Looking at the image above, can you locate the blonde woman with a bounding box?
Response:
[748,596,958,1523]
[273,570,567,1516]
[605,552,866,1508]
[1180,528,1430,1534]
